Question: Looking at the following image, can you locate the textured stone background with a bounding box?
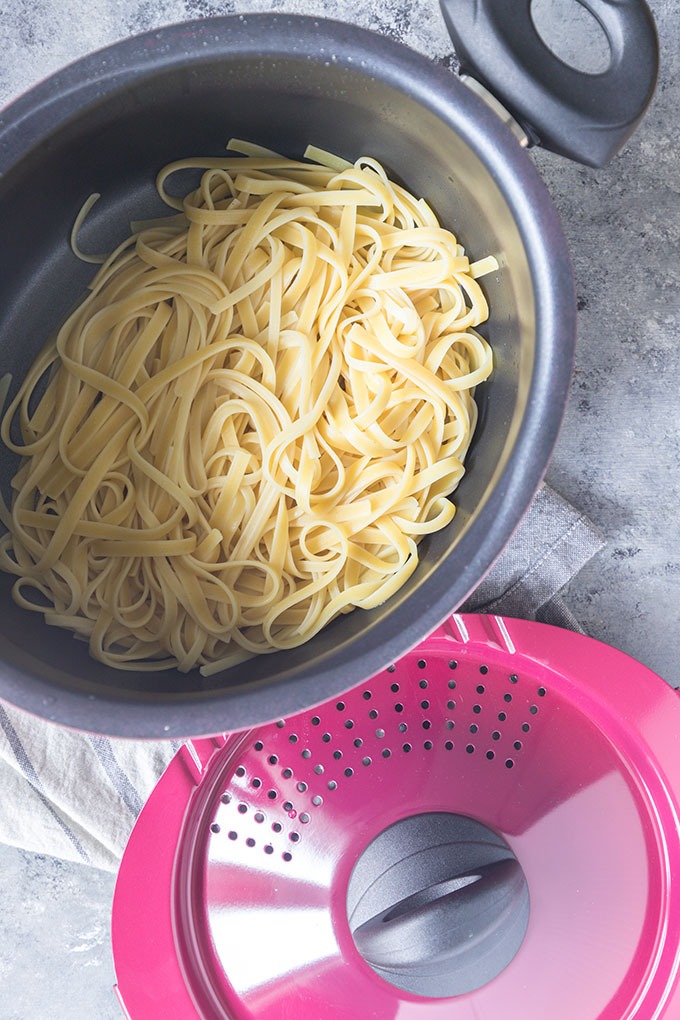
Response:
[0,0,677,1016]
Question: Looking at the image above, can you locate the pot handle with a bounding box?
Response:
[439,0,659,167]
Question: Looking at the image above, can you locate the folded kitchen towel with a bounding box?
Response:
[0,482,604,871]
[460,482,603,632]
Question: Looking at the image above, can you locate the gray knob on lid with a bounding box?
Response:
[354,858,526,970]
[347,813,530,998]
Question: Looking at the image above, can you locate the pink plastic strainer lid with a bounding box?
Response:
[112,614,680,1020]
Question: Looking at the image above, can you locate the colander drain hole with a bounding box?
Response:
[212,662,550,874]
[214,816,295,861]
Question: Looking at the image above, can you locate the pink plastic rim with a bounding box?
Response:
[112,615,680,1020]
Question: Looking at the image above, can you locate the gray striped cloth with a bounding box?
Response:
[0,483,604,870]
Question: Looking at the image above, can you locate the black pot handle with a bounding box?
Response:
[439,0,659,167]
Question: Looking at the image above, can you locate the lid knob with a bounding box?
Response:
[347,813,530,997]
[348,811,530,995]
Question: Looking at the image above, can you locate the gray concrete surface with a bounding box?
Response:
[0,848,116,1019]
[0,0,678,1017]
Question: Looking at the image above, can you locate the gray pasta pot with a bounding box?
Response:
[0,1,658,736]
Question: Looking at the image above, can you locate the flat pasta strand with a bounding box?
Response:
[0,145,495,675]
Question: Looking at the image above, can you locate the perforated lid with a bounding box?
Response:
[112,615,680,1019]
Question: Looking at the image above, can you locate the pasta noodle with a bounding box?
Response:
[0,143,495,675]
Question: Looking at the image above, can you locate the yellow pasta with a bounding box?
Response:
[0,144,495,675]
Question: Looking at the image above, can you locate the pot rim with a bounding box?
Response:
[0,14,575,737]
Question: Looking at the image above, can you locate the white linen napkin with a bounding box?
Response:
[0,483,604,870]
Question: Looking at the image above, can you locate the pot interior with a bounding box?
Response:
[0,19,572,734]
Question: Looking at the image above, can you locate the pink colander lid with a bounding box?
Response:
[112,614,680,1020]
